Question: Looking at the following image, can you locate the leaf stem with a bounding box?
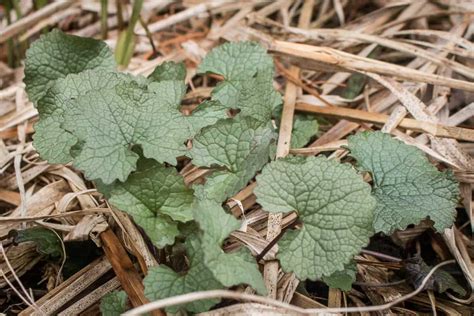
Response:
[100,0,109,39]
[115,0,144,67]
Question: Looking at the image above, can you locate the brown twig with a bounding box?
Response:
[256,219,297,262]
[269,40,474,92]
[274,60,334,107]
[100,229,164,316]
[295,102,474,142]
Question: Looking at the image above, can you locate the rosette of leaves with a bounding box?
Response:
[144,201,265,313]
[255,156,375,280]
[25,30,227,184]
[347,131,459,234]
[25,30,463,313]
[190,116,276,203]
[101,158,195,248]
[198,41,281,122]
[189,41,282,203]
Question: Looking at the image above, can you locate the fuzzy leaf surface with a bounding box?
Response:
[234,70,281,122]
[193,201,266,294]
[33,71,135,164]
[144,238,223,313]
[144,201,265,314]
[24,29,115,103]
[191,117,275,202]
[36,73,223,182]
[198,41,280,122]
[108,159,194,248]
[255,156,375,280]
[290,114,319,148]
[192,171,243,203]
[148,61,186,82]
[198,41,273,81]
[322,262,356,291]
[147,80,186,109]
[63,80,191,183]
[186,100,228,135]
[347,131,459,233]
[100,290,128,316]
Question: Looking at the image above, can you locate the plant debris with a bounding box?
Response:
[0,1,472,315]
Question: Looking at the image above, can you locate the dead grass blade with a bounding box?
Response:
[295,102,474,143]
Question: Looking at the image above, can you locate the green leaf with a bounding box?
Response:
[191,117,276,202]
[290,114,319,148]
[115,31,136,68]
[107,159,194,248]
[193,201,266,294]
[341,73,367,100]
[144,237,224,313]
[191,117,272,170]
[234,70,281,122]
[9,227,62,258]
[198,41,280,122]
[63,80,191,183]
[33,70,224,182]
[186,100,228,135]
[27,37,275,185]
[148,61,186,82]
[198,41,273,80]
[322,262,356,291]
[405,256,466,296]
[114,0,143,67]
[211,68,280,123]
[144,201,265,314]
[100,290,128,316]
[255,156,375,280]
[341,48,379,100]
[274,106,319,148]
[24,29,115,103]
[33,70,135,164]
[192,171,244,203]
[147,79,187,110]
[432,269,466,296]
[347,131,459,234]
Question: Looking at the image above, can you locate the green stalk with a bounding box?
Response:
[115,0,143,67]
[5,1,15,68]
[34,0,49,34]
[100,0,109,39]
[115,0,124,31]
[34,0,48,9]
[11,0,28,61]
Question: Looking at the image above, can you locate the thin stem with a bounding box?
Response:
[5,1,15,68]
[100,0,109,39]
[361,249,402,262]
[115,0,124,30]
[353,279,406,288]
[116,0,144,67]
[12,0,27,62]
[125,0,144,48]
[139,15,157,58]
[34,0,48,10]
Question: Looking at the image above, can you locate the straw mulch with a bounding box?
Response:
[0,1,473,315]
